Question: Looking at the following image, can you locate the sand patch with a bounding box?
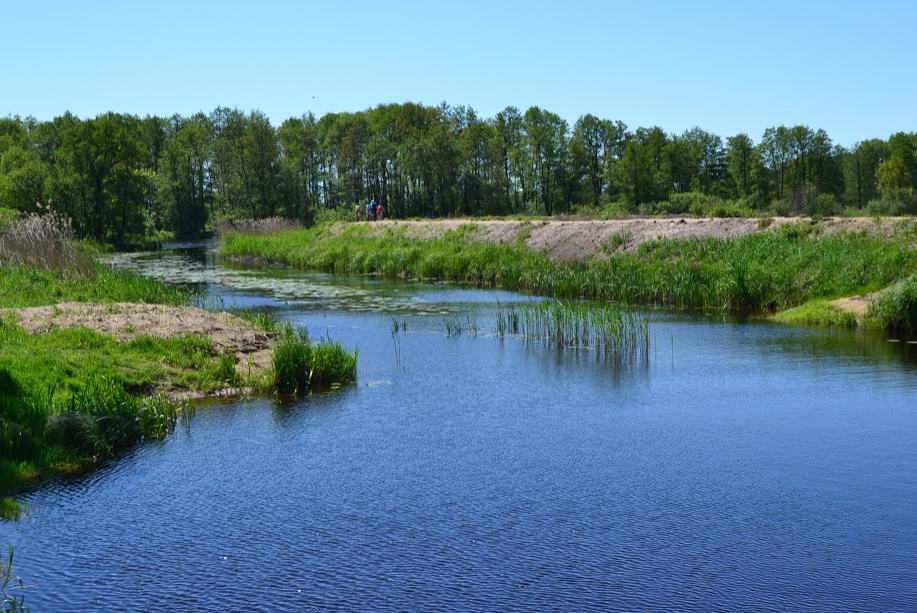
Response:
[352,217,913,261]
[829,294,876,318]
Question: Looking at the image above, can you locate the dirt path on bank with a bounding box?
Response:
[350,217,913,262]
[5,303,275,391]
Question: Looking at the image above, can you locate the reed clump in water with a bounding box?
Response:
[496,301,650,362]
[271,326,357,394]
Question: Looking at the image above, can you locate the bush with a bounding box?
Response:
[0,208,17,231]
[805,193,840,217]
[867,197,917,216]
[867,274,917,333]
[314,204,359,225]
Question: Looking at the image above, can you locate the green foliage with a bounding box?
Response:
[271,326,357,394]
[804,193,841,217]
[1,110,913,244]
[223,223,917,315]
[866,274,917,333]
[313,204,358,225]
[0,264,191,309]
[495,301,649,362]
[773,300,859,328]
[0,209,17,231]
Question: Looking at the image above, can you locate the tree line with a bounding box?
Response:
[0,103,915,242]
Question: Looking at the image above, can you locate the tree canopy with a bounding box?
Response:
[1,104,915,242]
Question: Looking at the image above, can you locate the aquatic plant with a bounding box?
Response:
[443,313,479,336]
[221,222,917,325]
[44,375,180,458]
[271,326,357,394]
[0,546,27,612]
[0,208,92,276]
[496,301,650,362]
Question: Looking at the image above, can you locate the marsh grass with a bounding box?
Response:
[443,313,479,336]
[867,274,917,334]
[773,301,860,328]
[271,326,357,394]
[496,301,650,362]
[0,210,92,276]
[222,222,917,321]
[0,545,27,612]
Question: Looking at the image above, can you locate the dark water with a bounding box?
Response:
[4,243,917,611]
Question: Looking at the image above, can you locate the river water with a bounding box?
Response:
[3,242,917,611]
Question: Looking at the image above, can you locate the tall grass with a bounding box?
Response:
[0,209,93,276]
[43,376,179,458]
[867,274,917,334]
[497,301,649,362]
[222,222,917,317]
[215,216,302,237]
[1,545,27,612]
[271,326,357,394]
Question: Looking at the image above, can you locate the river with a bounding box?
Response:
[3,242,917,611]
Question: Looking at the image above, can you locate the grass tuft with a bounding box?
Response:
[773,300,859,328]
[271,326,357,394]
[866,274,917,334]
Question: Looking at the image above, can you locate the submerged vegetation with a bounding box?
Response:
[496,302,649,362]
[222,222,917,329]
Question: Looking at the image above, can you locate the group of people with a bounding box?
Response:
[356,199,385,222]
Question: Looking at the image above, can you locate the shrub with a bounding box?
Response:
[867,274,917,333]
[867,197,917,216]
[314,204,359,225]
[805,193,840,217]
[215,217,303,237]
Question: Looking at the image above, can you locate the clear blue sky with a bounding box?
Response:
[2,0,914,146]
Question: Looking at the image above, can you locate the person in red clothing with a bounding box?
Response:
[376,202,385,221]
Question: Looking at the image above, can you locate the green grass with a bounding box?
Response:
[271,326,357,394]
[0,209,17,232]
[0,253,357,511]
[0,263,191,308]
[222,222,917,319]
[773,300,860,328]
[866,274,917,334]
[496,301,649,362]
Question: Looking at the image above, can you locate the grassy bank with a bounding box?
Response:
[222,221,917,322]
[0,263,357,516]
[1,217,357,517]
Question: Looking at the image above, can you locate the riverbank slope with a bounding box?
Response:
[221,217,917,331]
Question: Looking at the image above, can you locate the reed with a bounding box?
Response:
[496,301,650,362]
[221,222,917,324]
[271,326,357,394]
[0,209,93,276]
[0,545,27,612]
[866,274,917,334]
